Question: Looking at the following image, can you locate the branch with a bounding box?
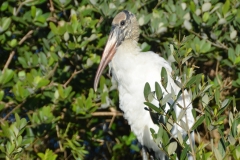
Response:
[3,51,15,73]
[0,100,26,124]
[18,30,34,45]
[108,107,118,128]
[46,63,59,79]
[189,30,228,50]
[49,0,55,12]
[3,30,34,73]
[91,111,123,117]
[15,0,35,16]
[177,49,196,159]
[63,69,83,88]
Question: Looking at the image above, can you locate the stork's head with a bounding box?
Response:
[94,10,139,91]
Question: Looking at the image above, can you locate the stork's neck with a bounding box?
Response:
[111,40,140,67]
[110,39,140,86]
[117,39,140,55]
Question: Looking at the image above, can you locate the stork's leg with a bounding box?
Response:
[142,147,148,160]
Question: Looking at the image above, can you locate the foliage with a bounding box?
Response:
[0,0,239,159]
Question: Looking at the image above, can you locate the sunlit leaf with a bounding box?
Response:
[144,82,151,101]
[167,142,177,155]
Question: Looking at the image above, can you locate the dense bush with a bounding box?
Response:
[0,0,239,159]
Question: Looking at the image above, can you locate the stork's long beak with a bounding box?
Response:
[94,27,120,91]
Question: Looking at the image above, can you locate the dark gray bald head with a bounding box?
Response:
[111,10,140,45]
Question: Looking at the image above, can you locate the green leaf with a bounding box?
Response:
[185,75,197,88]
[1,2,8,11]
[177,130,183,145]
[148,91,155,102]
[161,67,168,89]
[37,79,50,88]
[35,15,46,24]
[37,149,58,160]
[234,57,240,64]
[18,57,28,68]
[144,82,151,101]
[141,42,151,52]
[191,115,205,130]
[201,41,211,53]
[203,12,210,22]
[6,141,15,155]
[162,129,169,146]
[58,85,65,99]
[113,143,123,151]
[192,13,201,24]
[18,70,26,80]
[155,82,163,101]
[24,0,47,6]
[161,93,172,106]
[130,144,140,152]
[177,109,186,122]
[231,118,240,137]
[39,52,48,65]
[180,145,189,160]
[1,17,11,33]
[228,134,236,145]
[222,0,230,16]
[215,89,220,106]
[155,125,163,144]
[167,142,177,155]
[9,39,18,47]
[0,90,4,101]
[214,148,223,160]
[233,145,240,159]
[228,47,235,63]
[49,22,58,34]
[144,102,161,113]
[181,55,192,65]
[31,6,36,18]
[221,99,229,109]
[0,69,14,85]
[236,45,240,56]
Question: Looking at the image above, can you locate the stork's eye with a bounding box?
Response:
[120,20,125,26]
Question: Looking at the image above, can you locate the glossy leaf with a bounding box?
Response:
[144,82,151,101]
[191,115,205,130]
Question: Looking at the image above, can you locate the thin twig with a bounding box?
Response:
[92,138,104,145]
[0,101,15,109]
[49,0,55,12]
[178,45,196,159]
[0,100,26,123]
[3,30,34,73]
[45,63,59,79]
[189,30,228,50]
[91,111,123,116]
[63,69,83,88]
[18,30,34,45]
[56,125,63,151]
[108,107,117,129]
[15,2,24,16]
[15,0,35,16]
[3,51,15,73]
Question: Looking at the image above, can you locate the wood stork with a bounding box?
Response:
[94,10,195,159]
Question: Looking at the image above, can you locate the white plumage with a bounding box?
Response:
[94,10,194,160]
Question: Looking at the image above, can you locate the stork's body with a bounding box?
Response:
[94,10,194,159]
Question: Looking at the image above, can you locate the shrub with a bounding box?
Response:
[0,0,239,159]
